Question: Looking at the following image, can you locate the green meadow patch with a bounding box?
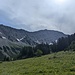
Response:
[0,51,75,75]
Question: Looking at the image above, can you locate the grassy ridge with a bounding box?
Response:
[0,51,75,75]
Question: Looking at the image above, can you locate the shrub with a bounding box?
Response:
[35,49,43,57]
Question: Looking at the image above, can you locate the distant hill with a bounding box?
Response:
[0,24,67,45]
[0,24,67,60]
[28,29,67,44]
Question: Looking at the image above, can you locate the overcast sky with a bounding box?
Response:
[0,0,75,34]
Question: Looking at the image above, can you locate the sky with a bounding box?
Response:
[0,0,75,34]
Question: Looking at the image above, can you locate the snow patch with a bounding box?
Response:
[55,40,58,43]
[49,43,53,45]
[2,36,6,39]
[16,36,26,42]
[20,36,25,41]
[17,39,20,42]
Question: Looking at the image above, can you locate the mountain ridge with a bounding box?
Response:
[0,24,67,60]
[0,24,67,44]
[0,24,67,33]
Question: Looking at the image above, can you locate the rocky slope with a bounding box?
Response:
[0,24,67,60]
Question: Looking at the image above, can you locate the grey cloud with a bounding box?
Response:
[0,0,75,34]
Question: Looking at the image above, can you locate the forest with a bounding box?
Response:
[17,33,75,60]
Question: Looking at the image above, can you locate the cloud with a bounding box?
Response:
[0,0,75,34]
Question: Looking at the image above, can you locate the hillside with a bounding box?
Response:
[0,51,75,75]
[28,29,67,44]
[0,24,67,60]
[0,24,67,45]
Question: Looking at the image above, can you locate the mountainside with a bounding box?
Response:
[28,30,67,44]
[0,24,67,45]
[0,24,67,60]
[0,25,35,46]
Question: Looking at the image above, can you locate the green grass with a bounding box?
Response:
[0,51,75,75]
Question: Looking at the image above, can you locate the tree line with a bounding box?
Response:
[18,33,75,59]
[1,33,75,61]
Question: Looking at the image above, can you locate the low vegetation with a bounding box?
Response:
[0,51,75,75]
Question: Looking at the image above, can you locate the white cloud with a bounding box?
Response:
[0,0,75,34]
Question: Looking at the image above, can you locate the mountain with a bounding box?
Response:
[0,24,67,60]
[0,24,36,46]
[0,24,67,44]
[28,29,67,44]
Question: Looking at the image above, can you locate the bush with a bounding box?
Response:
[67,41,75,51]
[35,49,43,57]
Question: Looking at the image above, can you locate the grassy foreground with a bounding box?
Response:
[0,51,75,75]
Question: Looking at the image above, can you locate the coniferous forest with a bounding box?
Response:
[17,33,75,60]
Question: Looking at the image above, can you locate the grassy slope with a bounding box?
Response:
[0,51,75,75]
